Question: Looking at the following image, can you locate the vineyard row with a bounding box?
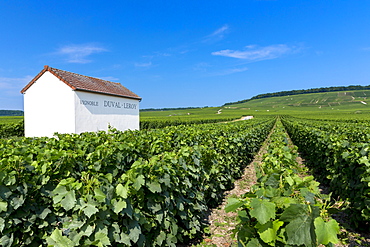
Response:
[281,116,370,231]
[0,118,274,246]
[227,119,340,246]
[1,115,369,246]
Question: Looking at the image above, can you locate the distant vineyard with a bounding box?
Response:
[0,117,234,139]
[140,117,234,129]
[224,84,370,106]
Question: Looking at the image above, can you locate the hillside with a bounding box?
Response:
[3,88,370,122]
[224,84,370,105]
[225,89,369,112]
[140,89,370,121]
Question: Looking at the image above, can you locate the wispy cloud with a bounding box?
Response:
[193,62,211,72]
[154,52,171,57]
[211,25,229,38]
[143,52,171,59]
[214,67,249,76]
[0,76,33,90]
[56,44,107,63]
[97,76,119,81]
[212,44,294,61]
[138,52,171,68]
[134,62,152,68]
[203,24,229,42]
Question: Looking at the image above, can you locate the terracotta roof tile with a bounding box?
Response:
[21,65,141,100]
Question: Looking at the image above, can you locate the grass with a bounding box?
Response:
[140,106,246,121]
[0,116,23,124]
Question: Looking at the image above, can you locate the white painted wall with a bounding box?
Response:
[74,91,140,133]
[23,72,140,137]
[23,71,75,137]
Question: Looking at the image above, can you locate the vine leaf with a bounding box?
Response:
[280,204,309,221]
[225,197,245,213]
[0,218,5,233]
[116,184,128,199]
[0,201,7,212]
[256,220,284,244]
[246,238,264,247]
[60,191,76,211]
[47,229,74,247]
[133,175,145,190]
[314,217,340,245]
[11,195,25,210]
[128,221,142,243]
[94,188,106,202]
[281,204,319,247]
[147,181,162,193]
[250,198,276,225]
[94,232,111,246]
[285,215,313,247]
[113,199,127,214]
[53,186,76,211]
[83,203,99,218]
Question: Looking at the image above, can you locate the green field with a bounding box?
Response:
[3,89,370,123]
[140,89,370,121]
[0,116,23,124]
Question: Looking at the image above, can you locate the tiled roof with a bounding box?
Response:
[21,65,141,100]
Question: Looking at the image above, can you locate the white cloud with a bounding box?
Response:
[97,76,119,81]
[193,62,211,72]
[214,67,249,76]
[135,62,152,68]
[56,44,107,63]
[203,24,229,42]
[211,24,229,37]
[226,67,249,73]
[212,44,293,61]
[0,76,33,90]
[154,52,171,57]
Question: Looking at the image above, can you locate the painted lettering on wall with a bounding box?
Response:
[104,100,121,108]
[122,103,137,109]
[80,99,137,110]
[104,101,137,109]
[80,100,99,106]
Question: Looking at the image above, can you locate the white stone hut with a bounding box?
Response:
[21,65,141,137]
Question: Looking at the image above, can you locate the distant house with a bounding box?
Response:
[21,65,141,137]
[242,116,254,120]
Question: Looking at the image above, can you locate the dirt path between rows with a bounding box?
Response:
[192,128,274,247]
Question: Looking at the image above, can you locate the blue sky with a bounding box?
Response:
[1,0,370,110]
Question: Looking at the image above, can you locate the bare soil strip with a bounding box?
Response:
[202,160,258,247]
[192,127,274,247]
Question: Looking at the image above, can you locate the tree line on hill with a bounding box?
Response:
[140,106,210,112]
[0,110,24,116]
[223,85,370,106]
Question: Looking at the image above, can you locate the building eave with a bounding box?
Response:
[75,88,142,101]
[20,65,76,94]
